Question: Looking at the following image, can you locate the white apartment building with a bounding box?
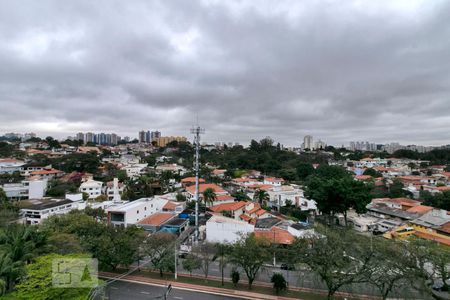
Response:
[1,177,47,200]
[302,135,313,150]
[79,179,103,199]
[107,197,170,227]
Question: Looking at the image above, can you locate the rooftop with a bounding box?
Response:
[254,227,294,245]
[209,201,247,213]
[163,217,189,226]
[255,217,281,229]
[186,183,226,194]
[138,212,174,226]
[21,199,74,211]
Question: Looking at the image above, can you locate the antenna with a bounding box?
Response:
[190,124,205,241]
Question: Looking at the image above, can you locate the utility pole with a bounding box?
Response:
[174,240,178,280]
[190,125,204,241]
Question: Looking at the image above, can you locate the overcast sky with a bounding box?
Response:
[1,0,450,147]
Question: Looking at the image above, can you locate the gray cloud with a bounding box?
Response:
[1,0,450,146]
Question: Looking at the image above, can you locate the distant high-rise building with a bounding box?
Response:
[138,131,146,143]
[303,135,313,150]
[85,132,94,144]
[151,131,161,141]
[76,132,84,142]
[123,136,130,142]
[111,133,118,145]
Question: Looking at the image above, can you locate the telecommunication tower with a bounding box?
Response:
[190,125,204,240]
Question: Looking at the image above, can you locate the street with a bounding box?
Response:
[105,279,247,300]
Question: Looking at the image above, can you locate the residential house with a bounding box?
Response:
[0,159,25,174]
[79,179,103,199]
[107,197,169,227]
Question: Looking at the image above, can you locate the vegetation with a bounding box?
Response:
[229,234,271,289]
[142,233,176,277]
[202,188,217,207]
[305,166,373,225]
[271,273,288,294]
[420,190,450,210]
[5,253,92,300]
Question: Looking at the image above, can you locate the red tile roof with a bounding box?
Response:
[186,183,226,194]
[438,222,450,235]
[407,205,433,215]
[30,168,63,175]
[215,194,235,202]
[181,177,205,183]
[246,203,262,214]
[436,186,450,192]
[209,201,247,213]
[163,201,178,211]
[265,177,284,182]
[138,213,174,226]
[254,227,295,245]
[239,214,253,222]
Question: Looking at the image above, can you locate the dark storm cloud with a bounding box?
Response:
[1,0,450,146]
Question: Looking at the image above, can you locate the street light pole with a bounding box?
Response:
[174,241,178,280]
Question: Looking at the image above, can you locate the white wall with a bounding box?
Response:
[206,216,254,243]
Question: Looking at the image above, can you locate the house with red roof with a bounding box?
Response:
[185,183,234,206]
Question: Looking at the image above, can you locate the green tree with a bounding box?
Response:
[192,242,215,280]
[253,189,270,206]
[363,168,382,177]
[182,254,201,276]
[229,234,271,289]
[202,188,217,207]
[271,273,287,294]
[293,226,374,299]
[45,136,61,149]
[388,179,411,198]
[305,176,372,225]
[8,253,91,300]
[142,233,176,277]
[366,239,412,300]
[213,243,231,286]
[296,163,315,180]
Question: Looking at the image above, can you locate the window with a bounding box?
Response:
[137,210,139,214]
[145,207,147,211]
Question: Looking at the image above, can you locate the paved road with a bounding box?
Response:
[105,279,246,300]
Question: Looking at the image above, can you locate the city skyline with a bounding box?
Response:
[1,1,450,146]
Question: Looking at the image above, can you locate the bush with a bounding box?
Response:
[231,269,240,287]
[271,273,287,294]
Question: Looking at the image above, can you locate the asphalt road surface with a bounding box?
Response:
[105,279,247,300]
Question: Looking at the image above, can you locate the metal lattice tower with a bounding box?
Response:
[190,125,204,241]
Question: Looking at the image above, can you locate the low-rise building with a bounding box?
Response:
[0,158,25,174]
[206,215,255,244]
[1,177,47,200]
[79,179,103,199]
[107,197,169,227]
[20,198,84,225]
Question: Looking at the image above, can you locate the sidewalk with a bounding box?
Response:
[99,271,297,300]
